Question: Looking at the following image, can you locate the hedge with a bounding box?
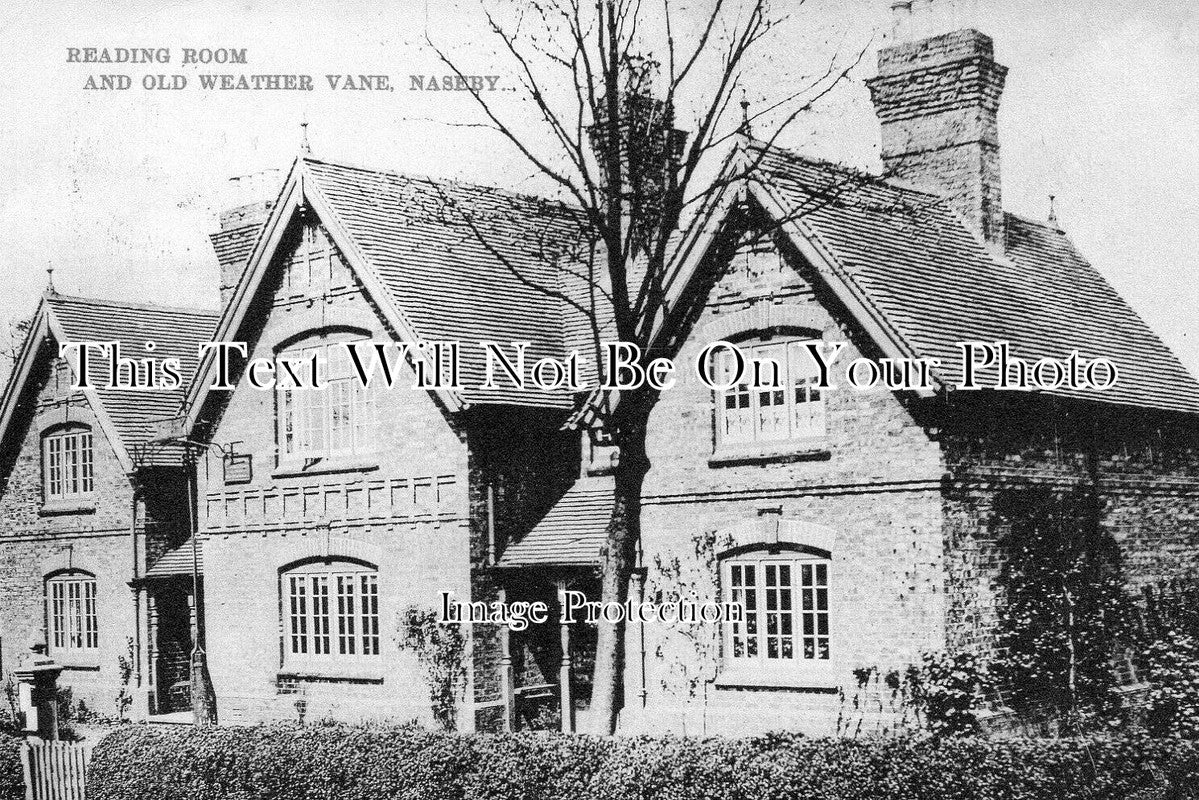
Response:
[87,723,1199,800]
[0,733,21,800]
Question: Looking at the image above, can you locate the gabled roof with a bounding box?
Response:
[186,156,591,428]
[664,140,1199,416]
[498,477,612,568]
[0,292,219,472]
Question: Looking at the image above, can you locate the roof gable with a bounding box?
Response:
[0,294,219,473]
[186,157,591,432]
[663,140,1199,416]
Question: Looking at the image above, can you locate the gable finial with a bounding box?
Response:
[45,265,56,296]
[300,119,311,155]
[1048,194,1058,227]
[739,88,752,139]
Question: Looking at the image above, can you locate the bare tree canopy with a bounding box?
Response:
[430,0,866,734]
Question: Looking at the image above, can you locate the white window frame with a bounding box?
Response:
[276,338,381,462]
[713,338,826,451]
[47,572,99,656]
[43,426,94,501]
[721,550,832,684]
[283,561,380,669]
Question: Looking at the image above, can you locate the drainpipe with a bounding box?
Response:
[129,482,142,689]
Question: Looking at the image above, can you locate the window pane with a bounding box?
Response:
[801,560,831,661]
[48,576,98,652]
[280,341,376,459]
[285,567,379,662]
[312,576,330,655]
[718,346,754,446]
[337,575,357,655]
[361,574,379,656]
[80,432,93,493]
[754,344,789,442]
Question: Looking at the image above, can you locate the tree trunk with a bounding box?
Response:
[587,429,649,735]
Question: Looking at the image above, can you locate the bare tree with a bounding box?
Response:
[430,0,863,734]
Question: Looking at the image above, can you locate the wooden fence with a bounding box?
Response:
[19,741,92,800]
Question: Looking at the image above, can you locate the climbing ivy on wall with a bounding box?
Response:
[993,482,1135,724]
[398,606,467,731]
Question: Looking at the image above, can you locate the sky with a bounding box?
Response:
[1,0,1196,376]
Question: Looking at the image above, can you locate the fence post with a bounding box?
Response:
[19,742,32,800]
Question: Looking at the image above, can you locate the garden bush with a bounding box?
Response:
[87,723,1199,800]
[0,733,21,800]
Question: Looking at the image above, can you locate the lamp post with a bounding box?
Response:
[183,446,217,726]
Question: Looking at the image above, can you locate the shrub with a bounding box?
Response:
[87,723,1199,800]
[909,650,990,737]
[0,733,21,800]
[1144,628,1199,739]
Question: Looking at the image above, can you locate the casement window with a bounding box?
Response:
[713,340,825,448]
[47,572,99,654]
[723,553,830,669]
[277,339,380,460]
[283,561,380,663]
[43,426,94,500]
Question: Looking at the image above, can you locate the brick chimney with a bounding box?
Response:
[210,170,279,306]
[587,59,688,254]
[867,0,1007,244]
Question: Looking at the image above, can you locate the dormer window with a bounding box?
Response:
[43,425,94,501]
[714,339,826,449]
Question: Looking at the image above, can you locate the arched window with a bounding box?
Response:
[722,549,830,669]
[712,339,825,448]
[42,425,94,500]
[46,570,98,653]
[282,560,380,663]
[276,333,381,460]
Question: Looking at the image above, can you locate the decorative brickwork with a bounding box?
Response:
[868,29,1007,243]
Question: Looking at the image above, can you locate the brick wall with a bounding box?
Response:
[939,393,1199,656]
[196,216,475,727]
[626,225,947,736]
[0,342,138,713]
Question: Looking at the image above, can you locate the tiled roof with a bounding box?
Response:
[303,158,590,409]
[145,538,203,578]
[498,477,613,567]
[750,142,1199,415]
[47,294,220,460]
[210,221,265,290]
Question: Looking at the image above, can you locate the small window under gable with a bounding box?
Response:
[42,424,95,501]
[713,338,826,451]
[276,333,382,463]
[283,220,353,298]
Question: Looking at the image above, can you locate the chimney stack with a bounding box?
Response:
[868,0,1006,244]
[211,169,280,306]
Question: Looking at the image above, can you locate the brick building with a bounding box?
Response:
[2,6,1198,736]
[0,293,216,718]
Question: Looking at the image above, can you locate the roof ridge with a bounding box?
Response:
[303,155,581,215]
[47,293,220,317]
[750,139,949,202]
